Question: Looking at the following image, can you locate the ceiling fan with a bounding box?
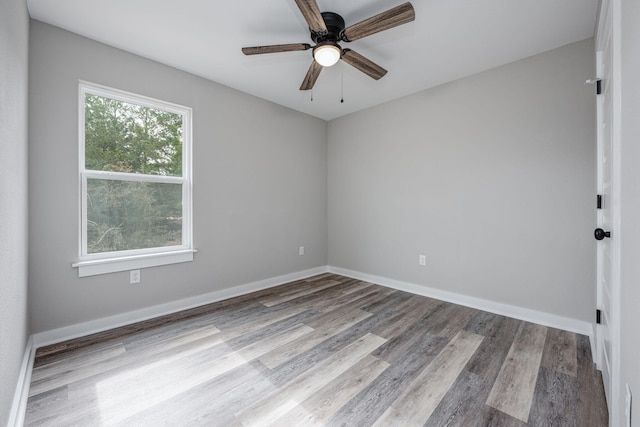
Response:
[242,0,415,91]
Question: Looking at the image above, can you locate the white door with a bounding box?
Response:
[595,0,619,420]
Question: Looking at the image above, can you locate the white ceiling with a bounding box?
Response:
[26,0,598,121]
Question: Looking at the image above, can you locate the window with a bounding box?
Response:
[74,82,194,277]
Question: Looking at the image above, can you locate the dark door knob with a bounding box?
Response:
[594,228,611,240]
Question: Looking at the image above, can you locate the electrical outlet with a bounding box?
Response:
[419,255,426,266]
[130,270,141,284]
[299,246,305,256]
[626,384,632,427]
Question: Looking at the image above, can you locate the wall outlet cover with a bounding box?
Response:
[130,270,141,284]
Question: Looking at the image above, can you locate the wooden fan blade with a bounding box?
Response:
[341,49,387,80]
[294,0,328,34]
[342,2,415,42]
[300,60,323,90]
[242,43,311,55]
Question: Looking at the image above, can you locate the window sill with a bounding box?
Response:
[72,249,196,277]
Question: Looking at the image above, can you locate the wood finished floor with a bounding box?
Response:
[25,274,608,426]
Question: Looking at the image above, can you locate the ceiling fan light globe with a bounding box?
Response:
[314,44,341,67]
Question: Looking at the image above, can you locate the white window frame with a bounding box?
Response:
[73,81,195,277]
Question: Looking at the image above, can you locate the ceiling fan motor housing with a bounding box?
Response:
[311,12,345,44]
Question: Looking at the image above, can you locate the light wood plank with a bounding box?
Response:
[276,355,390,426]
[235,333,386,426]
[485,322,548,422]
[259,307,371,369]
[114,360,275,426]
[372,330,484,426]
[30,342,127,383]
[98,323,314,425]
[29,326,222,397]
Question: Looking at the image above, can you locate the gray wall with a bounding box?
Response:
[619,0,640,424]
[28,21,328,333]
[328,39,595,322]
[0,0,30,423]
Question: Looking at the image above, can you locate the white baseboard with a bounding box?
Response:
[31,264,594,349]
[328,266,594,338]
[32,266,328,348]
[7,336,35,427]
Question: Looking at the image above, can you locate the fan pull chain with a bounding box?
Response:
[340,61,345,103]
[310,88,314,102]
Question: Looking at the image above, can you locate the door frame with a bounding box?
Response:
[594,0,622,425]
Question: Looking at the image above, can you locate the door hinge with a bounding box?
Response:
[586,79,603,95]
[596,309,602,324]
[597,194,603,209]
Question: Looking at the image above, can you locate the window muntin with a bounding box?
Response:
[78,82,192,269]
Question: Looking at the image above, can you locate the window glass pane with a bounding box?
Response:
[87,178,183,254]
[84,93,183,176]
